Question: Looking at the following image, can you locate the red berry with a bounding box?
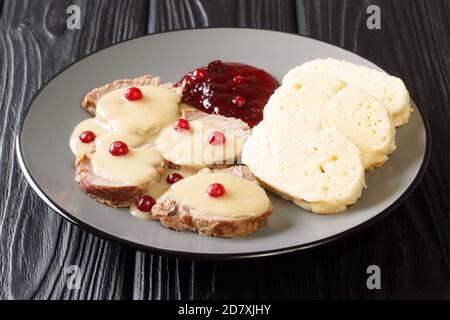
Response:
[207,131,226,145]
[109,141,129,156]
[166,173,184,184]
[191,68,207,80]
[207,183,225,197]
[173,118,190,131]
[79,130,96,143]
[232,95,246,107]
[125,87,143,101]
[137,195,156,212]
[233,75,245,84]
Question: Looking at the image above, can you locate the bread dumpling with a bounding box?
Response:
[284,58,411,126]
[242,124,365,214]
[265,70,396,169]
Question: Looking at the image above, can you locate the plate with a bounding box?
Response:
[16,28,431,259]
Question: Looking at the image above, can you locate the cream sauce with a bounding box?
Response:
[129,167,196,219]
[90,132,163,186]
[156,120,243,169]
[164,172,270,218]
[70,83,260,221]
[69,118,109,155]
[96,85,180,134]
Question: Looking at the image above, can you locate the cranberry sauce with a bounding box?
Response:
[176,60,279,127]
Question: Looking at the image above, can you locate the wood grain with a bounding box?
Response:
[0,0,148,299]
[148,0,297,33]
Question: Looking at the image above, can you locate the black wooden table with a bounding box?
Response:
[1,0,449,300]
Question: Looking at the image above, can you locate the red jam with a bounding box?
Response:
[207,183,225,198]
[176,60,278,127]
[109,141,129,156]
[137,195,156,212]
[232,95,246,107]
[192,68,207,80]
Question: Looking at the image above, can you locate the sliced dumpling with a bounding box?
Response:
[264,70,346,133]
[322,86,396,169]
[284,58,411,126]
[242,124,365,214]
[269,69,395,170]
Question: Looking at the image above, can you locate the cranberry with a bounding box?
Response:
[232,95,246,107]
[137,195,156,212]
[173,118,190,131]
[191,68,207,80]
[109,141,129,156]
[207,131,226,145]
[166,173,184,184]
[79,130,96,143]
[233,75,245,84]
[125,87,143,101]
[207,183,225,197]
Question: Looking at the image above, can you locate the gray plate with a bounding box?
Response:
[16,28,431,259]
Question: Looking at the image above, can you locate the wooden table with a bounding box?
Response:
[1,0,449,299]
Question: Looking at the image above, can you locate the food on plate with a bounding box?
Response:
[129,166,196,219]
[156,109,250,170]
[242,125,365,214]
[176,60,278,127]
[93,84,180,134]
[71,63,276,237]
[70,57,411,231]
[243,59,409,214]
[75,132,164,207]
[266,70,396,169]
[81,75,174,116]
[70,118,108,155]
[71,75,180,207]
[263,70,347,131]
[322,85,396,169]
[70,75,181,155]
[151,166,273,237]
[283,58,411,126]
